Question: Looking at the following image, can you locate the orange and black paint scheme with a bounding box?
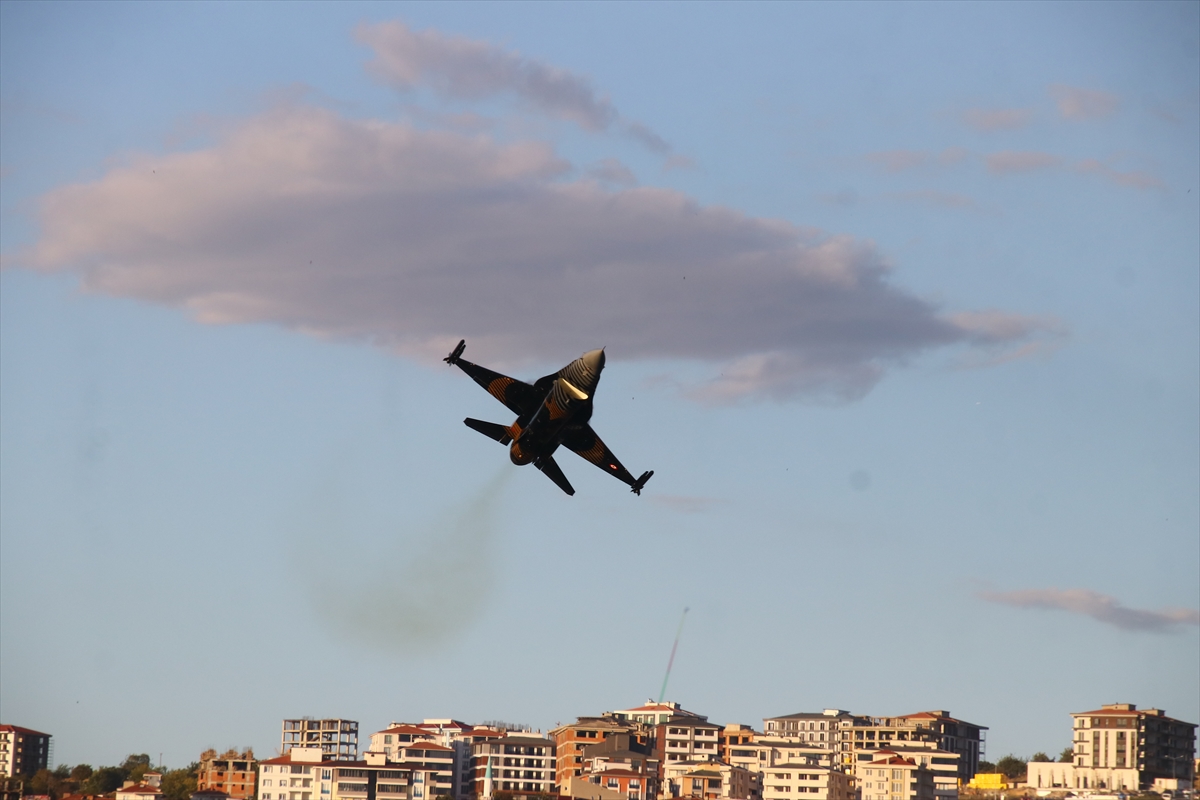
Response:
[444,340,653,497]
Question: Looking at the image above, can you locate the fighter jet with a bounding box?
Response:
[444,340,653,497]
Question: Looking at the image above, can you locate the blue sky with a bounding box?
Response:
[1,0,1197,771]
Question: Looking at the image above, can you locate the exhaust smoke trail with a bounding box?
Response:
[299,468,513,651]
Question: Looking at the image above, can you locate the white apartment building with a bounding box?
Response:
[663,761,755,800]
[759,764,850,800]
[854,753,934,800]
[0,724,51,778]
[850,746,958,800]
[472,735,556,797]
[660,719,723,764]
[1027,703,1197,793]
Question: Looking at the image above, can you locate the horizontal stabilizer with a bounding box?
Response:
[464,417,512,444]
[535,456,575,496]
[630,470,654,496]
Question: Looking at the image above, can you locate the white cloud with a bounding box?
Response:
[8,106,1056,403]
[1049,84,1120,120]
[981,588,1200,633]
[356,20,672,155]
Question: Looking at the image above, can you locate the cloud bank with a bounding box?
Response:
[8,105,1055,403]
[982,587,1200,633]
[356,21,671,154]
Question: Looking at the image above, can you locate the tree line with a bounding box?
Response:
[977,748,1076,779]
[18,754,197,800]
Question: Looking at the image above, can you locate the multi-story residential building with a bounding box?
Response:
[854,753,933,800]
[759,763,850,800]
[763,710,983,783]
[656,718,723,766]
[849,746,957,800]
[283,720,360,762]
[259,747,445,800]
[720,728,758,766]
[662,762,754,800]
[551,718,652,787]
[369,730,440,764]
[198,749,258,800]
[575,735,660,800]
[611,703,707,728]
[472,735,556,797]
[763,712,851,752]
[0,725,51,778]
[420,721,503,800]
[1026,703,1197,793]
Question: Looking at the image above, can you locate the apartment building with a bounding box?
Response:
[472,735,556,797]
[854,753,934,800]
[197,749,258,800]
[759,764,850,800]
[551,718,652,787]
[610,703,707,728]
[850,746,958,800]
[0,725,51,778]
[283,721,360,762]
[762,710,983,783]
[565,762,656,800]
[662,762,754,800]
[1026,703,1197,793]
[419,721,503,800]
[369,728,438,761]
[260,747,448,800]
[657,718,723,765]
[721,727,758,766]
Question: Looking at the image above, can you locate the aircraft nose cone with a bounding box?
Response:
[582,348,606,372]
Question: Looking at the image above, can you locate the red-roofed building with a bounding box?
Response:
[853,752,933,800]
[0,724,51,778]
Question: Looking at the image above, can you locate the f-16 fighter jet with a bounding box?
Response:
[444,340,653,497]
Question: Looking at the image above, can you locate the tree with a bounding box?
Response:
[979,761,996,773]
[160,768,196,800]
[84,766,129,794]
[53,766,71,780]
[995,755,1027,780]
[26,768,59,799]
[1058,748,1074,763]
[1030,753,1052,763]
[70,765,95,782]
[123,755,154,784]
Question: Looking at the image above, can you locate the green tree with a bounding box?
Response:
[84,766,129,794]
[1030,753,1052,763]
[160,768,196,800]
[26,768,59,798]
[978,761,996,773]
[70,765,94,782]
[123,755,153,784]
[1058,748,1074,763]
[995,755,1027,780]
[53,766,71,780]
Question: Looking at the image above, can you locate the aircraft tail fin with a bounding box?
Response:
[535,456,575,496]
[463,417,513,444]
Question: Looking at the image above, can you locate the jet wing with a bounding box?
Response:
[561,424,652,494]
[451,357,543,417]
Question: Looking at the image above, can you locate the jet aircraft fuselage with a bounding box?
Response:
[444,340,652,496]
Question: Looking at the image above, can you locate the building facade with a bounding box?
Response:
[1027,703,1197,793]
[471,735,556,797]
[283,721,360,762]
[853,753,934,800]
[198,749,258,800]
[662,762,754,800]
[0,725,51,778]
[759,764,849,800]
